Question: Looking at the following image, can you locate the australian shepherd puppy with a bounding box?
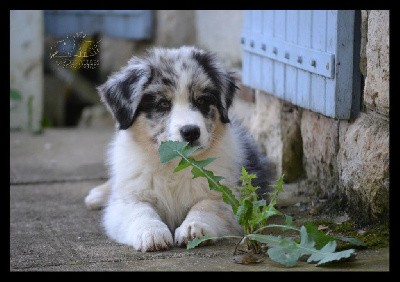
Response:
[84,46,274,252]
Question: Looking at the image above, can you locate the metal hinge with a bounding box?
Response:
[241,32,335,79]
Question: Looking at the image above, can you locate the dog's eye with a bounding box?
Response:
[159,100,171,109]
[197,97,206,105]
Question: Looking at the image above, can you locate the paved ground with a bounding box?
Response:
[10,128,390,271]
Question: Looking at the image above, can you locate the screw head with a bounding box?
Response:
[261,43,266,51]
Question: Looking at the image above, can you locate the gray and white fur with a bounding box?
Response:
[85,46,275,252]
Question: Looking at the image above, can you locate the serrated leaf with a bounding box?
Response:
[191,157,216,168]
[253,200,266,207]
[271,175,284,192]
[182,144,201,157]
[283,215,294,230]
[248,234,302,267]
[307,241,356,266]
[158,141,239,214]
[246,234,283,245]
[240,166,257,182]
[248,212,267,227]
[299,226,316,254]
[219,184,240,214]
[186,234,211,249]
[264,205,282,219]
[304,222,365,249]
[304,222,335,249]
[174,158,191,172]
[191,166,203,178]
[267,246,301,267]
[248,226,357,267]
[236,198,253,225]
[158,141,189,163]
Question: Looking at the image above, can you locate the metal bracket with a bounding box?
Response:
[241,32,335,79]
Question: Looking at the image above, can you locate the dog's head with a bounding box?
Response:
[99,46,238,153]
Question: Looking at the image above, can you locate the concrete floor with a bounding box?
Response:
[10,128,390,271]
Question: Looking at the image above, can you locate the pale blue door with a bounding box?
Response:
[241,10,361,119]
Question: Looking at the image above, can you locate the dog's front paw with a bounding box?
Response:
[174,221,217,247]
[130,221,174,252]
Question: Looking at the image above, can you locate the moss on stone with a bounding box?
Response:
[311,219,389,250]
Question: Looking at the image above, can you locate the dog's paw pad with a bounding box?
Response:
[131,223,174,252]
[174,222,216,247]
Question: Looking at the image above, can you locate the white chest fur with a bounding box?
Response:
[107,127,244,231]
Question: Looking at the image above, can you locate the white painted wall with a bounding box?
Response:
[10,10,43,132]
[195,10,243,67]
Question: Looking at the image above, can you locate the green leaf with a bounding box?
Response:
[252,200,266,207]
[182,144,201,157]
[236,198,253,226]
[174,158,191,172]
[304,222,336,249]
[264,205,282,219]
[191,158,216,168]
[191,166,204,178]
[158,140,239,214]
[186,234,211,249]
[267,245,301,267]
[307,241,356,266]
[284,215,294,230]
[246,234,283,245]
[304,222,365,249]
[159,141,190,163]
[248,226,357,267]
[299,225,316,254]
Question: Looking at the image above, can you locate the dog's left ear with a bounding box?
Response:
[219,71,239,123]
[98,61,149,130]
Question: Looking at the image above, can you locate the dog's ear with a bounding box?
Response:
[98,61,149,130]
[220,71,239,123]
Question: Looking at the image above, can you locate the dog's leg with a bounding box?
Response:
[174,199,243,247]
[84,181,110,210]
[103,198,174,252]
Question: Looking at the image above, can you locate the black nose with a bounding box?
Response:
[180,125,200,142]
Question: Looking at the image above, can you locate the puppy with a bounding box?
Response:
[85,46,274,252]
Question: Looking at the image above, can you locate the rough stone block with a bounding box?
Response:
[360,10,368,77]
[363,10,389,116]
[300,110,340,197]
[249,92,282,178]
[281,102,304,182]
[247,92,304,182]
[338,113,389,222]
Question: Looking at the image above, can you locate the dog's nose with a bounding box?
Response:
[180,125,200,143]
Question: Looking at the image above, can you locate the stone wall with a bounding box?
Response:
[247,10,389,225]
